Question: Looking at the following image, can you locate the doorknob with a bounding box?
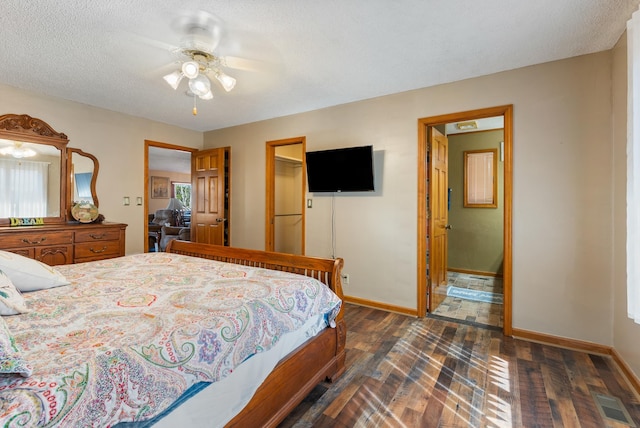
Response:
[216,218,226,223]
[445,224,452,230]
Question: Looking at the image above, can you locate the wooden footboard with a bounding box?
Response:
[165,241,346,427]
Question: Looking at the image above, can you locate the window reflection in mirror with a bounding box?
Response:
[0,139,61,218]
[71,153,94,205]
[68,149,99,210]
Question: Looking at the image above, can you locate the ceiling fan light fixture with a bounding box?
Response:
[215,71,236,92]
[182,61,200,79]
[199,90,214,100]
[161,12,238,115]
[188,74,211,97]
[163,71,184,90]
[0,142,37,159]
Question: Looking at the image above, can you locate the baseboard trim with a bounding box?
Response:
[343,295,418,317]
[611,348,640,399]
[448,267,503,278]
[512,328,640,397]
[511,328,612,354]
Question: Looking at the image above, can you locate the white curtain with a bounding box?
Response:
[628,9,640,323]
[0,158,49,217]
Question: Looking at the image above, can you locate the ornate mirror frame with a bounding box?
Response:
[0,114,69,225]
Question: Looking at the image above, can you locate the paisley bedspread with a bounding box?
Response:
[0,252,342,427]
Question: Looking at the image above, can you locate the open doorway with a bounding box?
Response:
[144,140,196,252]
[417,105,513,335]
[265,137,306,254]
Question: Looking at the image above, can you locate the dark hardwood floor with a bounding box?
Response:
[279,304,640,427]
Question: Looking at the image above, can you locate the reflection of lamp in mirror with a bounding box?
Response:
[0,141,37,158]
[166,197,186,226]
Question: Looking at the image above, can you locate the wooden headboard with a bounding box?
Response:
[165,240,344,299]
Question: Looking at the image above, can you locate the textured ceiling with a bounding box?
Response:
[1,1,638,132]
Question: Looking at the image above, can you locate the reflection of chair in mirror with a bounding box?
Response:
[159,226,190,251]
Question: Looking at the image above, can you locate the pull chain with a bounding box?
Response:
[192,95,198,116]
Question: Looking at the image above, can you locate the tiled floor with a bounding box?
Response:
[430,271,504,328]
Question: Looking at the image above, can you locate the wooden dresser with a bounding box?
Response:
[0,222,127,266]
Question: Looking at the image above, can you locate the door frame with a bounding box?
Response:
[265,137,306,253]
[417,105,513,335]
[144,140,197,252]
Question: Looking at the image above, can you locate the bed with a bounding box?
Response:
[0,241,346,427]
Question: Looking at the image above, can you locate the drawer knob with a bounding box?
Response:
[90,246,108,254]
[22,237,46,244]
[89,234,105,239]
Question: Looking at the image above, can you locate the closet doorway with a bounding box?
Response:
[417,105,513,335]
[265,137,306,254]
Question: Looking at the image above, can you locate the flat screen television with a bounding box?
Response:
[305,145,375,192]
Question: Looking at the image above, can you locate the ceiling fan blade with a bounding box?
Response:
[122,31,180,55]
[221,56,266,72]
[171,10,223,54]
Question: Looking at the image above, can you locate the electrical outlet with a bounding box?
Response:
[341,273,350,284]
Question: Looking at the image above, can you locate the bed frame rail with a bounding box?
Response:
[165,240,347,427]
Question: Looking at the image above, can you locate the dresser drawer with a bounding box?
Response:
[36,245,74,266]
[75,240,121,260]
[1,231,73,248]
[75,229,121,243]
[0,223,126,266]
[3,248,35,258]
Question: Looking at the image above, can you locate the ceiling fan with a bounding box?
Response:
[162,11,238,115]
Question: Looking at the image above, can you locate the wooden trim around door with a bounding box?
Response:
[265,137,307,254]
[417,105,513,336]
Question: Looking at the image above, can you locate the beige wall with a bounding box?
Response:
[2,43,638,378]
[447,130,504,274]
[204,51,616,351]
[612,33,640,377]
[0,84,203,254]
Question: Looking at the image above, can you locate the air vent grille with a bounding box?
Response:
[592,392,636,427]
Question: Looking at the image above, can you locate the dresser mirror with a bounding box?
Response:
[0,114,101,226]
[0,114,69,225]
[68,148,99,208]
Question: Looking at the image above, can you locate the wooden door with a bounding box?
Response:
[192,147,229,246]
[429,127,449,312]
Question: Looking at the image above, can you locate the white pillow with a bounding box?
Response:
[0,250,70,292]
[0,271,28,315]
